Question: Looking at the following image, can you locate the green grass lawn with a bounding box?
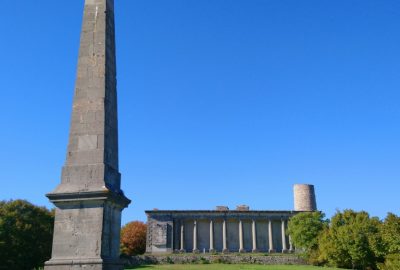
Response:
[126,265,343,270]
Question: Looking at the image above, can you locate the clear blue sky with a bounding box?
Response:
[1,0,399,224]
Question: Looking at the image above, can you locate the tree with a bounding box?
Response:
[0,200,54,270]
[287,211,327,252]
[318,210,385,270]
[378,213,400,270]
[287,211,327,265]
[378,254,400,270]
[120,221,147,256]
[380,213,400,254]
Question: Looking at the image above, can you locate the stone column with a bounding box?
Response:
[289,235,294,253]
[281,219,288,253]
[239,220,245,252]
[222,219,228,253]
[193,220,199,253]
[252,220,258,252]
[268,219,275,253]
[209,220,215,253]
[171,219,174,251]
[180,223,185,252]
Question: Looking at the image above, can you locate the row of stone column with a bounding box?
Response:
[179,219,294,253]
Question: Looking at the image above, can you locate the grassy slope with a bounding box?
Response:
[126,265,343,270]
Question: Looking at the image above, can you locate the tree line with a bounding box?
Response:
[1,199,398,270]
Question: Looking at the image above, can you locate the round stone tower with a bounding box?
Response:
[294,184,317,211]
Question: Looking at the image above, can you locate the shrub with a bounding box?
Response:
[166,256,174,264]
[199,256,210,264]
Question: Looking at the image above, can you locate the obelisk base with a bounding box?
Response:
[45,191,130,270]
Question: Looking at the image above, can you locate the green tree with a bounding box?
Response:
[378,213,400,270]
[287,211,326,257]
[378,254,400,270]
[318,210,385,270]
[380,213,400,254]
[0,200,54,270]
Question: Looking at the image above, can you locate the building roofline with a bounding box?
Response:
[145,210,306,214]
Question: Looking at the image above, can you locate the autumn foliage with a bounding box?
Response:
[120,221,147,256]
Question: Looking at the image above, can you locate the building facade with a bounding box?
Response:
[146,209,299,254]
[145,184,317,254]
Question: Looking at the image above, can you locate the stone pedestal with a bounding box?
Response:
[45,192,129,270]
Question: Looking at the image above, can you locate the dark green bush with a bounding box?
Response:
[0,200,54,270]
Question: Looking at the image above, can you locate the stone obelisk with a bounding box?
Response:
[45,0,130,269]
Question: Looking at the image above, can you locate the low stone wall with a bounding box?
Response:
[123,254,306,267]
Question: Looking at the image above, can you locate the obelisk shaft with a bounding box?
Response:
[45,1,130,269]
[55,0,121,194]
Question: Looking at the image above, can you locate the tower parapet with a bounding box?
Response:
[293,184,317,211]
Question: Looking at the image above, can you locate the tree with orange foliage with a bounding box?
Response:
[120,221,147,256]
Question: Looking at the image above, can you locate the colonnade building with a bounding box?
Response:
[145,184,317,254]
